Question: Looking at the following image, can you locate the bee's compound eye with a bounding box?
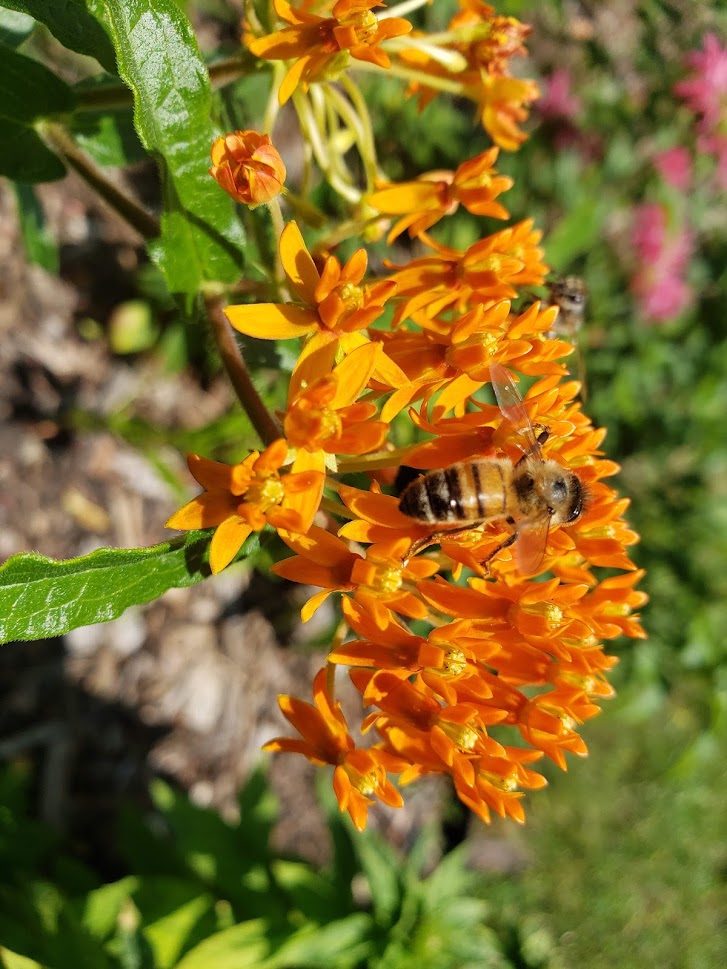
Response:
[551,477,567,502]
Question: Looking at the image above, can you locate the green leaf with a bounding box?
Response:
[174,920,274,969]
[0,530,259,644]
[0,7,34,47]
[267,915,373,969]
[0,0,116,73]
[0,40,75,123]
[11,182,59,271]
[545,191,606,269]
[80,878,139,941]
[0,118,66,182]
[135,881,215,969]
[99,0,245,296]
[353,834,402,926]
[0,948,43,969]
[70,100,147,167]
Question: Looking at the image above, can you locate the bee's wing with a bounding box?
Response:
[514,516,551,576]
[489,363,541,456]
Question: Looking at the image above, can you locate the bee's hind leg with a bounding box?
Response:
[480,530,518,574]
[402,521,486,567]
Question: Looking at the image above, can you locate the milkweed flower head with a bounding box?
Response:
[164,2,646,829]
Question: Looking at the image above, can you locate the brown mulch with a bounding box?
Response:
[0,175,475,872]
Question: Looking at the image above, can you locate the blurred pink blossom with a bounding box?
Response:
[674,33,727,132]
[653,146,693,190]
[630,203,694,323]
[537,68,583,121]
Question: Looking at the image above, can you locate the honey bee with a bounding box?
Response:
[546,274,588,399]
[398,363,587,575]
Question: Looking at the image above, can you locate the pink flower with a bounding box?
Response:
[630,203,694,323]
[674,33,727,133]
[537,68,583,121]
[653,146,692,191]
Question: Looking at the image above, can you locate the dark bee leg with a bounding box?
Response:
[402,521,486,566]
[480,530,518,574]
[514,429,550,470]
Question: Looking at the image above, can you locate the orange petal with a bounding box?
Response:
[287,449,325,531]
[301,588,336,622]
[280,221,320,303]
[186,452,235,491]
[209,518,253,573]
[368,181,441,215]
[330,342,381,408]
[224,302,318,339]
[166,492,234,530]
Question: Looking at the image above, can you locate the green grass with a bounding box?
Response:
[479,694,727,968]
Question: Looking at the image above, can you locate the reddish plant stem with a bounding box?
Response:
[205,297,282,446]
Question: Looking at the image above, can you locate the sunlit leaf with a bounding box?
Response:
[0,530,259,644]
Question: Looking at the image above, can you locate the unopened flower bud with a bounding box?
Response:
[209,130,286,206]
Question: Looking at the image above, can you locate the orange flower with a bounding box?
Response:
[165,439,323,574]
[264,668,405,830]
[367,148,513,242]
[388,220,547,325]
[247,0,412,105]
[209,130,286,206]
[284,342,389,473]
[393,1,539,150]
[353,669,506,789]
[224,221,403,386]
[272,525,439,626]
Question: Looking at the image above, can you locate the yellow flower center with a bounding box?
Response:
[245,476,284,511]
[371,564,403,595]
[344,762,378,796]
[522,602,564,630]
[340,8,378,43]
[480,332,498,356]
[439,646,467,677]
[437,719,479,751]
[479,769,519,792]
[337,281,365,316]
[603,602,632,617]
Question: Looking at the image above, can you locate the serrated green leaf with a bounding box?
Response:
[11,182,59,271]
[99,0,245,295]
[0,7,34,47]
[0,0,116,73]
[0,40,75,123]
[0,529,259,644]
[0,118,66,182]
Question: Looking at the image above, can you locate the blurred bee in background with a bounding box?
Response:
[399,363,588,575]
[546,274,589,399]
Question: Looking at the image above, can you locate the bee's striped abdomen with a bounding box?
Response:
[399,463,491,525]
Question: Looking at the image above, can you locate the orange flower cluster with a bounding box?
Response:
[242,0,539,150]
[169,2,647,831]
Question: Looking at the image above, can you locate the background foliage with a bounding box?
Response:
[1,0,727,966]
